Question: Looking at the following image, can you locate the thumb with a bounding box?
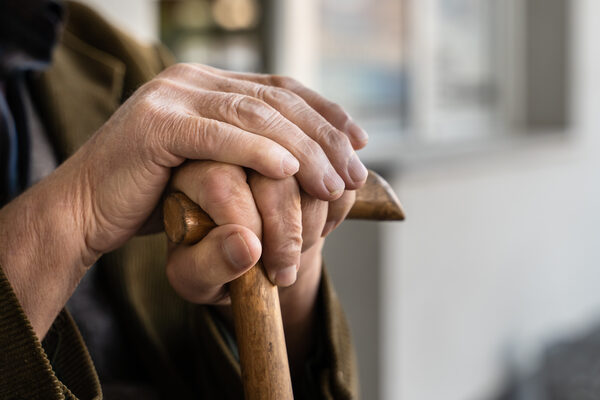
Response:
[166,224,261,304]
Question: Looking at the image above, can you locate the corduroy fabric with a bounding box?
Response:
[0,265,101,400]
[44,312,102,400]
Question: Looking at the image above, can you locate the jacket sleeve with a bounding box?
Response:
[316,269,360,399]
[0,264,101,400]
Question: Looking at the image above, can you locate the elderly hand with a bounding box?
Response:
[165,160,355,373]
[0,64,367,338]
[166,160,355,301]
[80,63,368,260]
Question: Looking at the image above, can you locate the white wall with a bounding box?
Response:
[379,0,600,398]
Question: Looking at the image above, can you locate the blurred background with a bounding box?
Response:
[78,0,600,399]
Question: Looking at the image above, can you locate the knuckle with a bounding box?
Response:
[232,95,280,130]
[133,95,171,145]
[232,95,258,119]
[270,74,300,90]
[194,118,227,152]
[251,83,268,99]
[200,165,245,207]
[276,233,303,258]
[255,176,300,205]
[139,77,180,102]
[315,123,352,152]
[268,210,301,234]
[313,121,333,141]
[209,162,246,184]
[294,134,325,161]
[139,77,167,96]
[156,111,186,146]
[162,62,191,78]
[265,86,301,106]
[135,93,161,117]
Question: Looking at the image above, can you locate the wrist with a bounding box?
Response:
[0,160,94,338]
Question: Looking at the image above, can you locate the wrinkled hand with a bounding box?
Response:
[166,160,355,304]
[165,160,355,373]
[0,64,368,338]
[78,64,368,263]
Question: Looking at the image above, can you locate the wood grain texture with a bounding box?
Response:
[162,169,404,399]
[229,264,293,400]
[348,170,405,220]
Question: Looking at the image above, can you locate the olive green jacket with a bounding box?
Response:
[0,2,358,399]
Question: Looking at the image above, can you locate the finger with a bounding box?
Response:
[321,190,356,237]
[147,98,299,179]
[166,224,261,304]
[199,74,367,189]
[198,65,369,149]
[275,83,369,150]
[248,173,302,287]
[160,79,345,201]
[162,69,366,190]
[170,161,261,237]
[299,191,328,252]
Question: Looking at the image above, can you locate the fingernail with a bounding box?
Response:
[223,232,253,269]
[349,123,369,144]
[324,167,345,197]
[321,221,337,237]
[282,153,300,176]
[347,153,368,183]
[274,265,298,287]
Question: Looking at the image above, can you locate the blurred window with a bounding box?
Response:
[160,0,270,72]
[317,0,569,143]
[160,0,570,146]
[318,0,407,137]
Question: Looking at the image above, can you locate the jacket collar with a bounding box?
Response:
[29,27,125,161]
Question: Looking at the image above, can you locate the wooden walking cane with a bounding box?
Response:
[163,170,404,400]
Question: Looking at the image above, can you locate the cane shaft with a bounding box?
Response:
[230,265,293,400]
[163,192,293,399]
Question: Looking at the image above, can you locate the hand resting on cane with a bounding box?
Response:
[0,63,368,342]
[166,160,356,377]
